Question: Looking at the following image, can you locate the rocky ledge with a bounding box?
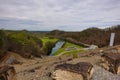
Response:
[52,62,94,80]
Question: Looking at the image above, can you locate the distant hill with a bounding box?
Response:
[29,31,50,33]
[47,25,120,47]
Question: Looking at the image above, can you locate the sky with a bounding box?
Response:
[0,0,120,31]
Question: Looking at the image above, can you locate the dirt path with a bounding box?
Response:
[15,56,73,80]
[15,54,120,80]
[13,47,120,80]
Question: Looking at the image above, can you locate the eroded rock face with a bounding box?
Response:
[52,62,94,80]
[0,65,17,80]
[53,69,84,80]
[101,52,120,74]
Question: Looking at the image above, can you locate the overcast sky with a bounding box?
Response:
[0,0,120,31]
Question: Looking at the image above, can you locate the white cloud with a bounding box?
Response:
[0,0,120,31]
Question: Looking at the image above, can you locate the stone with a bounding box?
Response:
[101,52,120,74]
[0,65,17,80]
[28,69,35,73]
[52,62,94,80]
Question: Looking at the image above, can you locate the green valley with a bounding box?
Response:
[53,42,84,56]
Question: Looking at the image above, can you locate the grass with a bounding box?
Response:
[41,37,84,56]
[8,31,38,45]
[53,42,84,56]
[63,49,84,55]
[41,37,58,47]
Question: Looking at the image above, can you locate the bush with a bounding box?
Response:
[0,30,44,58]
[43,41,55,55]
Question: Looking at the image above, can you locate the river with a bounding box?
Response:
[49,40,65,56]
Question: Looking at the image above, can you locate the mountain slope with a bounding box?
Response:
[47,25,120,47]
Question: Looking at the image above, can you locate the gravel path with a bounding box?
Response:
[15,55,120,80]
[16,56,72,80]
[17,63,120,80]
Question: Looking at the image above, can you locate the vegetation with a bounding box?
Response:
[0,30,8,59]
[41,37,58,46]
[41,37,58,55]
[47,25,120,47]
[53,42,84,56]
[0,25,120,58]
[0,30,43,58]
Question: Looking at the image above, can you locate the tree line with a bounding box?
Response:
[47,25,120,47]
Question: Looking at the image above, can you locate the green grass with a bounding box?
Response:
[53,42,84,56]
[8,32,37,45]
[63,49,84,55]
[41,37,84,56]
[41,37,58,47]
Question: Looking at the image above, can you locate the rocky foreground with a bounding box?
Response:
[12,46,120,80]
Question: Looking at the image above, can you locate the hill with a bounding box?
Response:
[47,25,120,47]
[0,30,44,59]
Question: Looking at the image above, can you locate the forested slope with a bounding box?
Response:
[0,30,43,59]
[47,25,120,47]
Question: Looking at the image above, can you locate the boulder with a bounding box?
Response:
[89,45,98,50]
[52,62,94,80]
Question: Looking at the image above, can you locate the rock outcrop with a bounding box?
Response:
[0,65,17,80]
[101,52,120,74]
[52,62,94,80]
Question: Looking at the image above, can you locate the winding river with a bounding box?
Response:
[49,40,65,56]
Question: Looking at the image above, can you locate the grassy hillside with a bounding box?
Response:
[41,37,58,46]
[41,37,58,55]
[53,42,84,56]
[0,30,43,58]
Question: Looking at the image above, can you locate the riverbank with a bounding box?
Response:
[49,40,65,56]
[53,42,84,56]
[41,36,85,56]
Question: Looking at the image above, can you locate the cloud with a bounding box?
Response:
[0,18,43,30]
[0,0,120,31]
